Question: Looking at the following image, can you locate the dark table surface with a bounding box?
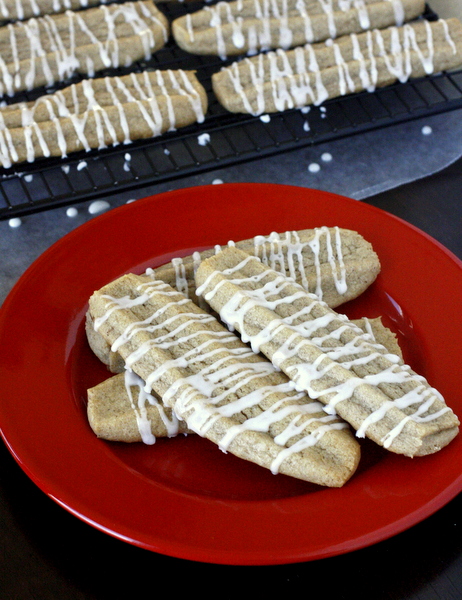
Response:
[1,154,461,599]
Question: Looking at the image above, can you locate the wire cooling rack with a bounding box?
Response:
[0,2,461,220]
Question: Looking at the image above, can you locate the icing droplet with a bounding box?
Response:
[66,207,78,217]
[88,200,110,214]
[77,161,87,171]
[260,114,271,123]
[308,163,320,173]
[8,217,22,228]
[212,179,223,184]
[321,152,332,162]
[24,174,33,183]
[421,125,432,135]
[198,133,211,146]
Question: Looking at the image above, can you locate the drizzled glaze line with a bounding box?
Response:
[195,248,456,453]
[213,18,461,115]
[93,277,352,476]
[124,368,182,444]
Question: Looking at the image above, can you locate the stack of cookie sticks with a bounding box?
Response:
[0,0,169,97]
[0,69,207,167]
[85,228,417,487]
[172,0,426,59]
[195,247,459,457]
[89,273,361,487]
[212,17,462,115]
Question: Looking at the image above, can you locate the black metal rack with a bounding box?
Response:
[1,2,461,220]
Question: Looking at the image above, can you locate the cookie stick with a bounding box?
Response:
[172,0,425,59]
[0,0,202,22]
[88,274,361,487]
[152,227,381,309]
[0,0,106,23]
[0,1,169,97]
[212,18,462,115]
[195,247,459,457]
[87,316,400,443]
[0,70,207,168]
[0,69,206,130]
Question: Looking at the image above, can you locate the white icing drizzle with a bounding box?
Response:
[195,252,451,450]
[124,368,182,444]
[0,69,205,168]
[95,278,348,469]
[172,257,189,297]
[217,18,459,115]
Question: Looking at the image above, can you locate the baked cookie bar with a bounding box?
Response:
[212,17,462,115]
[88,274,361,487]
[151,227,380,308]
[0,0,104,23]
[85,227,381,372]
[172,0,425,59]
[0,69,207,168]
[195,247,460,457]
[86,315,401,443]
[0,0,169,97]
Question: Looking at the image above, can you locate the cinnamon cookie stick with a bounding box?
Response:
[0,0,169,97]
[172,0,425,59]
[0,0,104,23]
[88,274,361,486]
[212,18,462,115]
[195,247,459,457]
[0,69,207,167]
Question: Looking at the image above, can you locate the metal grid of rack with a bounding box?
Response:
[0,2,461,220]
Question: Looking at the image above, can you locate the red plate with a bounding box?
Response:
[0,183,461,565]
